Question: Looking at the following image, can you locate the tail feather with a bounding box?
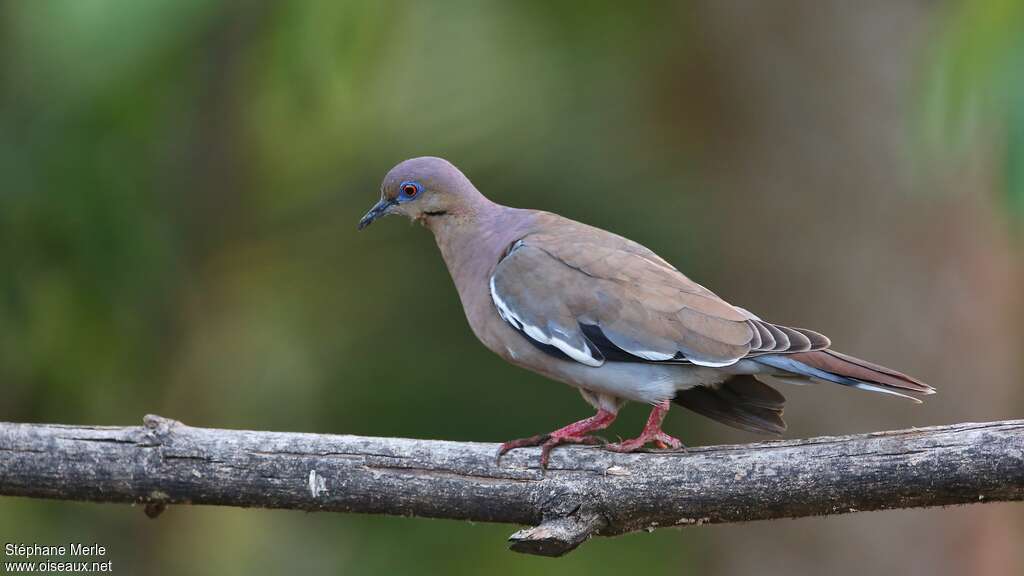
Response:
[673,375,787,435]
[756,349,935,402]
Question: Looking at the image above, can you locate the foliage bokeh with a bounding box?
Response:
[2,1,1021,574]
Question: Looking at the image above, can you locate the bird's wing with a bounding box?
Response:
[489,221,829,368]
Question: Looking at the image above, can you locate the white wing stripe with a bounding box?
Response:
[490,276,602,367]
[626,349,676,361]
[687,357,741,368]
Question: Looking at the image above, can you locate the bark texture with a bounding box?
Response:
[1,415,1022,557]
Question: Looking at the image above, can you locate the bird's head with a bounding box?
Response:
[358,157,480,230]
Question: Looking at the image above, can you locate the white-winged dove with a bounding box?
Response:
[359,157,934,467]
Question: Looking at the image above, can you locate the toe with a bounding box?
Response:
[496,434,552,464]
[604,440,641,453]
[657,434,684,450]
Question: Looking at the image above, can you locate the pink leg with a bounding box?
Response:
[605,400,684,452]
[496,409,617,468]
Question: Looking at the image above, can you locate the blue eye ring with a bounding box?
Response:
[399,181,422,201]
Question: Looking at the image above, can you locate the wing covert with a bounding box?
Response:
[489,231,771,367]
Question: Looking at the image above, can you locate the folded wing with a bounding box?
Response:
[489,222,830,368]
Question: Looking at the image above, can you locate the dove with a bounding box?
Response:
[359,157,934,467]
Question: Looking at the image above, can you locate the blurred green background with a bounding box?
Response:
[2,1,1022,574]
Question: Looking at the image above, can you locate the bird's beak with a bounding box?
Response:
[358,198,397,230]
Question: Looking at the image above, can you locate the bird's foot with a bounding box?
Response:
[604,430,684,452]
[496,433,606,468]
[495,409,617,469]
[604,400,686,453]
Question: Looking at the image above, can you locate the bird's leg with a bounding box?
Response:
[496,409,617,468]
[604,400,684,452]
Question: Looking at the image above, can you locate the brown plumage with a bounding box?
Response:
[789,349,932,394]
[673,375,787,435]
[492,220,833,368]
[360,157,935,467]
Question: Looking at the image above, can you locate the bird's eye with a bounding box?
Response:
[400,181,421,199]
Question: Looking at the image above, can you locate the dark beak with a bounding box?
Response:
[357,198,396,230]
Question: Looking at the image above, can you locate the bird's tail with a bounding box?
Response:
[755,349,935,402]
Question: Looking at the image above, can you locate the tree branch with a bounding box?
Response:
[1,416,1022,556]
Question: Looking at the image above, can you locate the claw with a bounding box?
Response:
[538,434,604,468]
[605,430,685,452]
[495,434,550,464]
[495,409,616,469]
[603,400,685,453]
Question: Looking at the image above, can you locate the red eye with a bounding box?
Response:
[402,184,418,197]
